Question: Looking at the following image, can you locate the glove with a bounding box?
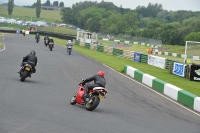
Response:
[79,82,85,86]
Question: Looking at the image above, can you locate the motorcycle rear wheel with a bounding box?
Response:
[21,70,29,82]
[70,93,77,105]
[85,95,100,111]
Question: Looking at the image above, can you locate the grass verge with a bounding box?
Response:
[0,6,61,23]
[0,44,4,50]
[54,38,200,96]
[0,36,3,40]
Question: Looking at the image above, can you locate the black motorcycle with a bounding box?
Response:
[49,42,54,51]
[19,62,33,82]
[36,38,39,43]
[23,32,25,36]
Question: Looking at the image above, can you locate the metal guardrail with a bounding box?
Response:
[0,29,76,40]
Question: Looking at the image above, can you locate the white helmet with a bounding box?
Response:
[68,40,71,43]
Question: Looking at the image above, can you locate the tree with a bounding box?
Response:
[36,0,41,18]
[32,2,36,8]
[53,1,58,7]
[59,2,64,7]
[185,32,200,42]
[60,7,74,24]
[8,0,14,15]
[46,0,50,6]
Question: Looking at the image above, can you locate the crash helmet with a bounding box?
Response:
[97,71,104,77]
[30,50,36,55]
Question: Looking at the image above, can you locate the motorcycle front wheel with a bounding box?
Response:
[70,93,77,105]
[85,95,100,111]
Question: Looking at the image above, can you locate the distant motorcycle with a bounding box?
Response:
[70,77,108,111]
[36,38,39,43]
[19,62,33,82]
[49,42,54,51]
[23,32,25,36]
[44,39,48,47]
[67,45,72,55]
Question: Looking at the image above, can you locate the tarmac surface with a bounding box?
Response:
[0,34,199,133]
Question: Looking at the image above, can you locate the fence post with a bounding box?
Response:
[186,65,190,79]
[169,62,174,74]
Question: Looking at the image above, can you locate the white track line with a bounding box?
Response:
[0,43,5,51]
[55,42,200,116]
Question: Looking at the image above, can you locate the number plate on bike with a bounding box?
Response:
[68,46,72,48]
[25,67,30,71]
[99,94,104,100]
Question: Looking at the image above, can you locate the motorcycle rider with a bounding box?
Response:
[79,71,106,101]
[66,40,73,51]
[44,35,49,43]
[22,29,25,35]
[18,50,37,77]
[48,37,54,48]
[35,33,40,41]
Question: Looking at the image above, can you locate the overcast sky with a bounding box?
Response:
[0,0,199,11]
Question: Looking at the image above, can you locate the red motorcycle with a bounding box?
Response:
[70,78,108,111]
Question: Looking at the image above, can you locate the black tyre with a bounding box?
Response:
[70,93,77,105]
[49,45,53,51]
[68,49,71,55]
[20,70,29,82]
[85,95,100,111]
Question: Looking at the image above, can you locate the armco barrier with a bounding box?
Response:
[97,45,104,52]
[0,29,76,40]
[154,51,200,60]
[75,41,187,75]
[165,59,177,69]
[124,65,200,113]
[140,54,148,64]
[122,50,135,60]
[104,46,113,54]
[85,43,90,49]
[90,44,97,51]
[112,48,123,56]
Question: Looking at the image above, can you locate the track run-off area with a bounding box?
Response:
[0,34,199,133]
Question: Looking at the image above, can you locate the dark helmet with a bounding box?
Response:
[30,50,36,55]
[97,71,104,77]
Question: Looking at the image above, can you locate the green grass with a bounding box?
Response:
[101,41,113,46]
[37,27,77,35]
[0,44,3,50]
[0,6,61,23]
[54,38,200,96]
[0,36,3,40]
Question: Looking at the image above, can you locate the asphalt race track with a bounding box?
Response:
[0,34,199,133]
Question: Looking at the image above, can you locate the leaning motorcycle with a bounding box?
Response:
[49,42,54,51]
[70,78,108,111]
[19,62,33,82]
[67,45,72,55]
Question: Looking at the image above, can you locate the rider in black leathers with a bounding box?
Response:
[35,33,40,40]
[44,35,49,43]
[18,50,37,76]
[79,71,106,100]
[48,37,54,48]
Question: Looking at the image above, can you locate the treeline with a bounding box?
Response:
[61,1,200,45]
[32,0,64,8]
